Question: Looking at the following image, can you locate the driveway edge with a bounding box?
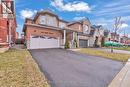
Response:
[28,50,51,87]
[108,58,130,87]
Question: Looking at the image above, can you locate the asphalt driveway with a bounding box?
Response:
[29,49,124,87]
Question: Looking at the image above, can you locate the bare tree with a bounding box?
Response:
[111,17,123,52]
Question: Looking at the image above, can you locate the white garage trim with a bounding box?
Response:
[27,36,60,49]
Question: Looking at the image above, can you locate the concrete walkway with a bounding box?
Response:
[0,47,9,53]
[11,44,25,50]
[108,59,130,87]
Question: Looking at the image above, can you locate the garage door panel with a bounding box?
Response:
[30,38,40,49]
[28,36,60,49]
[79,39,88,48]
[39,39,59,48]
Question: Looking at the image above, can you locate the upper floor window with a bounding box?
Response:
[46,15,57,27]
[39,16,46,24]
[1,1,14,14]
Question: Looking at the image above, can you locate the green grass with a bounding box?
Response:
[78,48,130,62]
[0,49,50,87]
[113,47,130,51]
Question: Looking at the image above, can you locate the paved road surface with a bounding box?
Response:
[30,49,124,87]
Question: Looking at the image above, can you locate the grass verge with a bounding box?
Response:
[78,48,130,62]
[0,49,50,87]
[113,47,130,51]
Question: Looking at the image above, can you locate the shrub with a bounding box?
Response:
[73,38,78,48]
[65,39,70,49]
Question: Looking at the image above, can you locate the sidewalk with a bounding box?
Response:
[0,47,9,53]
[108,59,130,87]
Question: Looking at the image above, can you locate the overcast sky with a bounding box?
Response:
[15,0,130,36]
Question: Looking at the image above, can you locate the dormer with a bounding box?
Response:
[67,18,91,33]
[67,22,83,32]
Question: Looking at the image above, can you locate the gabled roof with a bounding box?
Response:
[67,17,91,26]
[67,21,82,26]
[33,9,68,23]
[33,9,58,21]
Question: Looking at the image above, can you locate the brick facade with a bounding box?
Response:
[0,0,17,47]
[25,25,62,40]
[23,10,94,49]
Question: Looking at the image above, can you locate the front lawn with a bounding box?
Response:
[113,47,130,51]
[78,48,130,62]
[0,49,50,87]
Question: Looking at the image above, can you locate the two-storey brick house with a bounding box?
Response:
[23,10,92,49]
[0,0,17,47]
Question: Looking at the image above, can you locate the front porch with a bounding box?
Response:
[62,29,90,49]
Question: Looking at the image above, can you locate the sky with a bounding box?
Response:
[15,0,130,37]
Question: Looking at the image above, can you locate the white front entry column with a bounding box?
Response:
[88,39,90,47]
[63,30,66,45]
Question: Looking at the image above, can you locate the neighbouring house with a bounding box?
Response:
[89,25,105,47]
[110,33,120,42]
[0,0,17,47]
[104,29,111,42]
[23,10,92,49]
[126,38,130,45]
[120,35,130,45]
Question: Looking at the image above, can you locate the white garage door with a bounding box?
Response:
[27,36,60,49]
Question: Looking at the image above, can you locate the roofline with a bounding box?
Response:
[23,23,80,32]
[32,10,69,24]
[67,21,82,26]
[59,19,69,23]
[23,23,62,32]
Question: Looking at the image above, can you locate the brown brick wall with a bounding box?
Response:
[0,19,8,43]
[66,32,73,41]
[68,23,83,32]
[25,26,62,40]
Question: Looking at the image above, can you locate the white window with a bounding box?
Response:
[2,1,13,14]
[47,15,57,27]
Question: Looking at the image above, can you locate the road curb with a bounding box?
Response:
[108,58,130,87]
